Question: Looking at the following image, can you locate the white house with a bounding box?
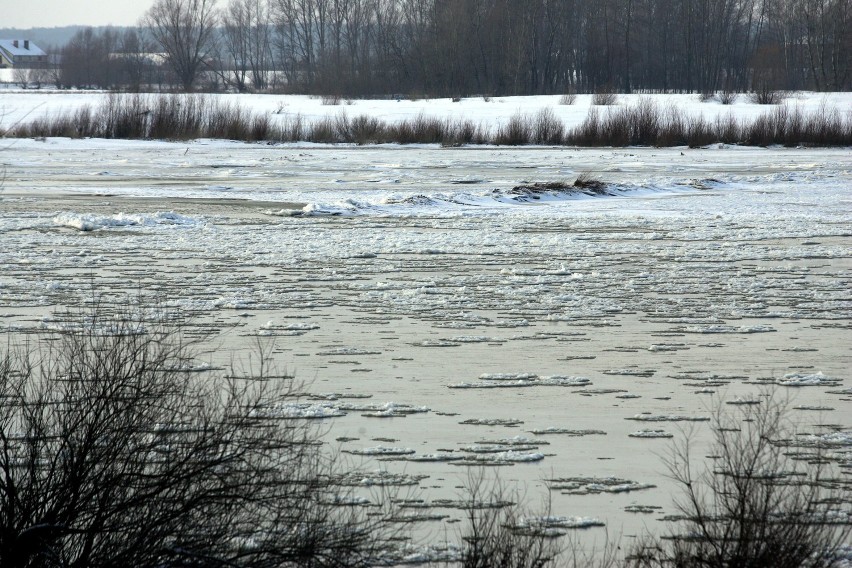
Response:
[0,39,47,68]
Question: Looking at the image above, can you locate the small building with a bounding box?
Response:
[0,39,48,68]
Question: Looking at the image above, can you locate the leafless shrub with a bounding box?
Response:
[569,107,603,146]
[559,92,577,105]
[628,97,661,145]
[592,90,618,106]
[569,101,654,146]
[743,104,852,147]
[748,85,785,105]
[698,91,715,103]
[307,115,341,143]
[249,113,271,141]
[207,101,253,140]
[322,94,342,106]
[495,112,533,145]
[12,105,95,139]
[715,112,741,144]
[804,105,849,146]
[685,114,716,147]
[656,105,687,146]
[600,108,631,146]
[98,93,149,138]
[718,90,738,105]
[337,112,387,145]
[147,94,206,139]
[389,113,446,144]
[0,304,399,567]
[628,391,850,568]
[532,107,564,144]
[273,113,305,142]
[564,100,850,147]
[443,118,483,146]
[8,95,849,147]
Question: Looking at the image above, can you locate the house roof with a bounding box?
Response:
[0,40,47,58]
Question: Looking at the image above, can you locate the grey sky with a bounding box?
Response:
[2,0,157,28]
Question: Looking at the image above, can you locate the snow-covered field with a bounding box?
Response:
[1,91,850,557]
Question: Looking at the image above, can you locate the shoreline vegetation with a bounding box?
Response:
[5,93,851,148]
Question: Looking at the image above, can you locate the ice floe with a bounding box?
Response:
[629,430,674,438]
[626,414,710,422]
[460,418,524,426]
[681,324,776,334]
[515,515,606,535]
[250,402,346,419]
[53,211,201,231]
[547,477,656,495]
[777,372,842,387]
[345,445,417,456]
[337,470,428,487]
[529,428,607,436]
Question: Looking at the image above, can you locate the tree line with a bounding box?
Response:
[50,0,850,94]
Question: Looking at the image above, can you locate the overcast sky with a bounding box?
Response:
[2,0,157,28]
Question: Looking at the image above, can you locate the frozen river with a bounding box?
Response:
[1,138,850,555]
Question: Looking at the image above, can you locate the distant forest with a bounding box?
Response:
[19,0,852,94]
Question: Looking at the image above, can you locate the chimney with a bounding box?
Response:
[12,40,18,48]
[24,40,29,50]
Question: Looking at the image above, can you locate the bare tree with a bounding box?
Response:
[115,29,156,92]
[12,67,29,89]
[0,304,398,567]
[221,0,274,92]
[629,391,850,568]
[144,0,220,91]
[60,27,116,89]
